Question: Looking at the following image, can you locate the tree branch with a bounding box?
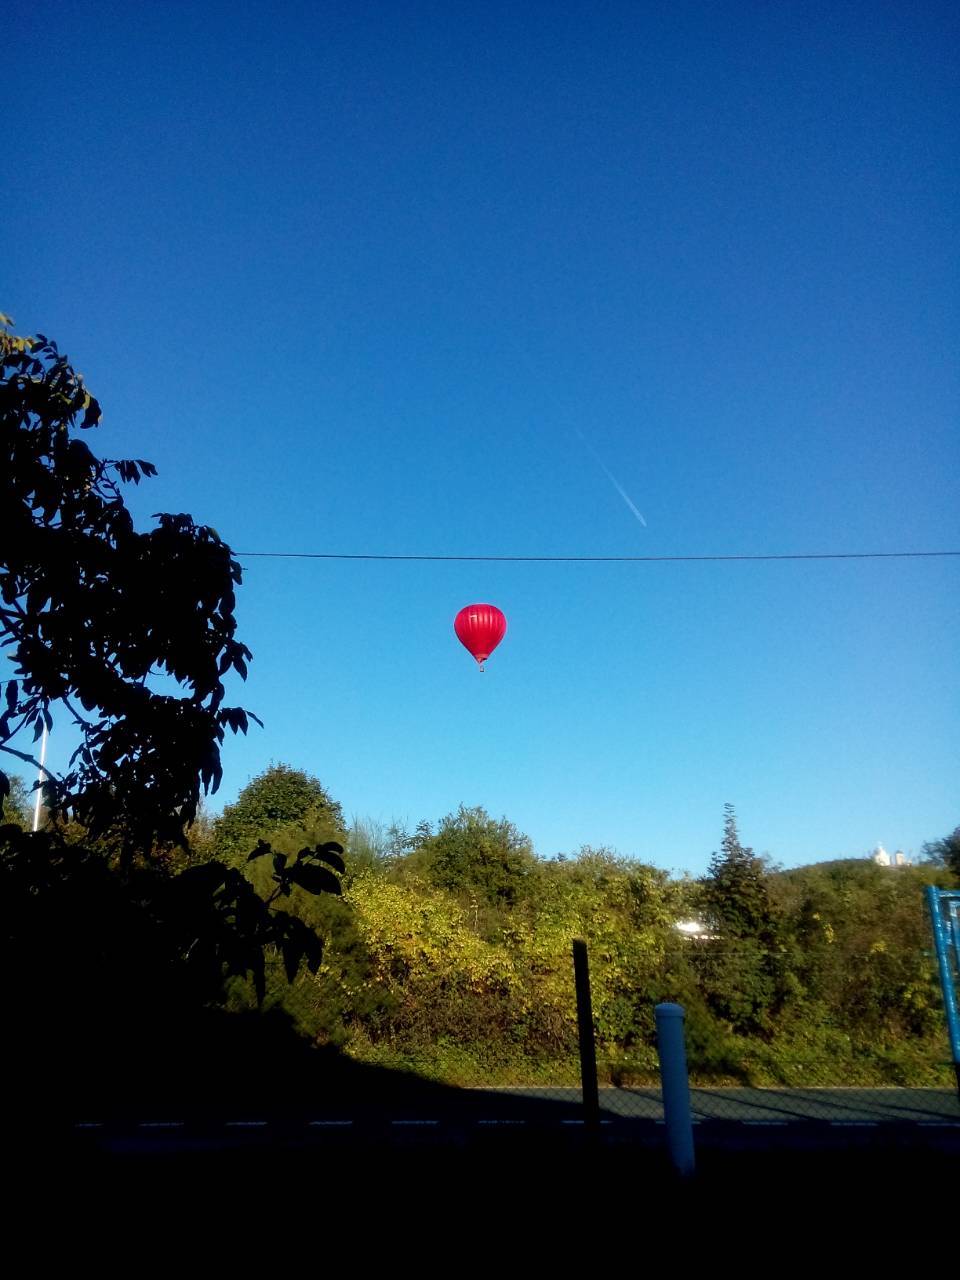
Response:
[0,742,48,774]
[61,695,94,730]
[0,707,37,746]
[0,601,27,625]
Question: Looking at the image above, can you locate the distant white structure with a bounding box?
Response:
[873,843,911,868]
[674,919,716,940]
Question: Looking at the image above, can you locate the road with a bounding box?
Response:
[469,1084,960,1126]
[62,1086,960,1149]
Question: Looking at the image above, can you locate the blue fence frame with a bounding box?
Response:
[926,885,960,1097]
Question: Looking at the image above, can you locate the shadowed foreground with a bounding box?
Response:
[11,1008,959,1231]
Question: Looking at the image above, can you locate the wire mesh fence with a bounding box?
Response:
[262,935,960,1133]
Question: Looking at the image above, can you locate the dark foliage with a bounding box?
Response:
[0,316,258,854]
[0,314,343,1109]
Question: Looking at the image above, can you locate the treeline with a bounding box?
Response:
[171,764,958,1088]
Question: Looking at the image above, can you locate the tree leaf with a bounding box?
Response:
[246,839,273,862]
[286,862,342,897]
[311,842,346,874]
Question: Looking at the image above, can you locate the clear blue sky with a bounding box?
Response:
[6,1,958,872]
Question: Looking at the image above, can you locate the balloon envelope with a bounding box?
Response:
[454,603,506,668]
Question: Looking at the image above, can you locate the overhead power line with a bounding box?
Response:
[235,549,960,564]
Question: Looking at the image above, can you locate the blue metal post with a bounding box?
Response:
[926,886,960,1098]
[655,1002,695,1177]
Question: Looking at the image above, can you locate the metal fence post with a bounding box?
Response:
[572,939,600,1129]
[655,1002,696,1177]
[926,885,960,1098]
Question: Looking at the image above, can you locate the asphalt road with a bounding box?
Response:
[472,1084,960,1126]
[686,1084,959,1125]
[61,1085,960,1144]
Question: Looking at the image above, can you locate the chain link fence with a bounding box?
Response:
[259,935,960,1134]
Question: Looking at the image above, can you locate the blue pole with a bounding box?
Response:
[926,886,960,1097]
[655,1002,695,1177]
[948,899,960,965]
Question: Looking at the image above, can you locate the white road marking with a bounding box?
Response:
[391,1119,439,1126]
[226,1120,268,1128]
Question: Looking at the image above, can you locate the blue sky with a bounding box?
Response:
[6,1,958,872]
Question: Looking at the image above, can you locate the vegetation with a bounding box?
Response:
[1,773,31,828]
[221,777,958,1089]
[213,762,346,862]
[1,315,343,1111]
[922,825,960,878]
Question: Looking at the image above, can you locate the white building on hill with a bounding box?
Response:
[872,843,911,868]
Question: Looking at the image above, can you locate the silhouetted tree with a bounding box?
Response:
[0,315,259,852]
[0,314,343,1107]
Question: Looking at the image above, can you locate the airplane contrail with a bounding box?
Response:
[510,342,649,528]
[573,426,647,527]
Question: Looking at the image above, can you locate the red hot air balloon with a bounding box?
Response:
[454,603,506,671]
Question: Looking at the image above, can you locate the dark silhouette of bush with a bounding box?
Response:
[0,314,344,1113]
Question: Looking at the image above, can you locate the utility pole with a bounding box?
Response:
[32,723,48,832]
